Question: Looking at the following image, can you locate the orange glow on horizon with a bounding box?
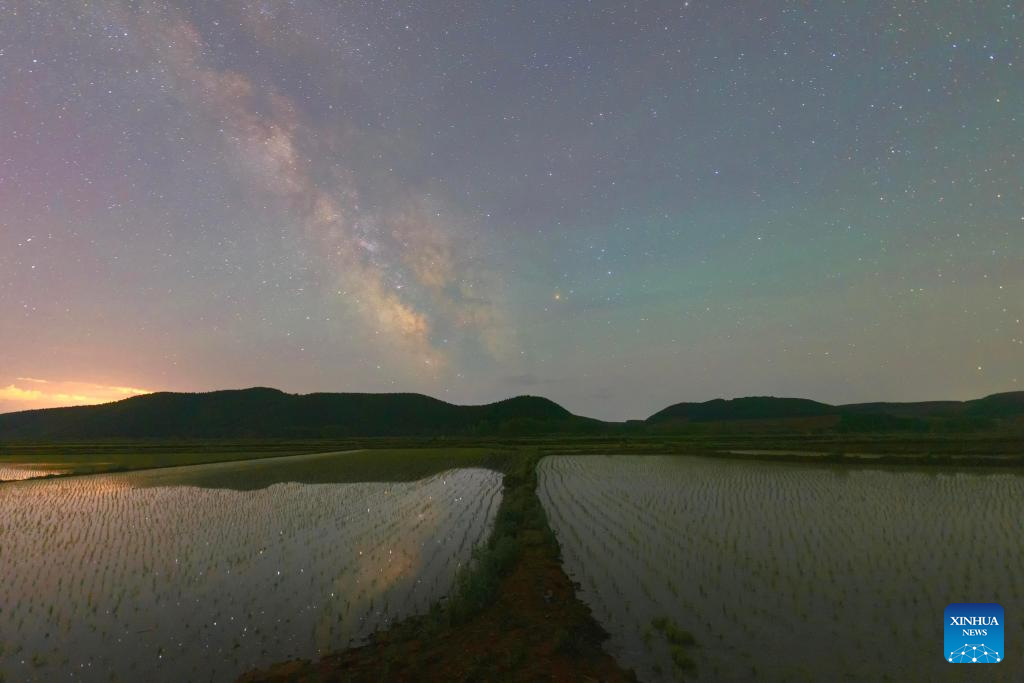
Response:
[0,378,153,412]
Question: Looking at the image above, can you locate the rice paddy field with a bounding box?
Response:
[0,464,73,481]
[0,453,502,683]
[538,455,1024,682]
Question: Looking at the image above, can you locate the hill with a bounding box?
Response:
[646,392,1024,432]
[964,391,1024,419]
[647,397,836,423]
[0,388,602,439]
[2,388,1021,439]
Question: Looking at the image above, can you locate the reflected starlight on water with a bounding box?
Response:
[0,465,502,683]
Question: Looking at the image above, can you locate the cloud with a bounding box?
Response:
[0,385,46,402]
[0,379,152,412]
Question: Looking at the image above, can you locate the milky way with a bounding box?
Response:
[1,2,1021,419]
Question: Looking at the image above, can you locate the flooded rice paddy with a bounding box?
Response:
[538,455,1024,682]
[0,454,502,682]
[0,464,72,481]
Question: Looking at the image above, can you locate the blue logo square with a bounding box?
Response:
[945,603,1004,663]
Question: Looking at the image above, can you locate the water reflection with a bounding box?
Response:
[0,466,501,682]
[539,455,1024,682]
[0,464,71,481]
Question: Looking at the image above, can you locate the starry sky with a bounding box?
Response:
[1,1,1021,420]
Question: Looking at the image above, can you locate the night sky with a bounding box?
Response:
[1,2,1021,419]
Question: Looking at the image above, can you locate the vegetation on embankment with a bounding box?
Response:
[238,449,637,682]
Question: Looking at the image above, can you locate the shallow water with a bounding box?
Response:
[0,464,71,481]
[0,456,502,682]
[538,455,1024,682]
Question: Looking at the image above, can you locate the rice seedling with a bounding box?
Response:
[0,460,501,682]
[0,465,71,482]
[538,455,1024,682]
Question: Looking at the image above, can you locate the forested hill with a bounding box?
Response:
[646,392,1024,432]
[646,397,835,423]
[1,388,1021,439]
[0,388,601,439]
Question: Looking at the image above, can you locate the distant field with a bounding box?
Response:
[535,432,1024,457]
[0,441,320,478]
[2,431,1020,483]
[0,441,513,481]
[125,448,514,490]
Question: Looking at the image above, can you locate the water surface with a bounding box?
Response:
[0,464,72,481]
[0,453,502,682]
[539,455,1023,682]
